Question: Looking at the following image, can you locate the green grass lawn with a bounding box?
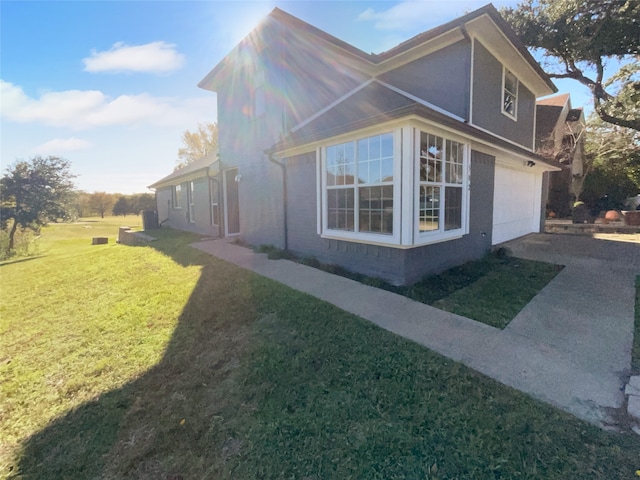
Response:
[297,250,562,329]
[1,218,639,479]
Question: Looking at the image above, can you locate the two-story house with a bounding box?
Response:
[152,4,559,285]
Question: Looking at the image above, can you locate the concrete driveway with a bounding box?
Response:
[192,233,639,428]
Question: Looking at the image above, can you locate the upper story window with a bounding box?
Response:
[502,67,518,119]
[172,184,182,209]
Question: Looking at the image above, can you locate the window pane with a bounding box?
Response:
[504,70,517,93]
[357,133,393,185]
[503,92,516,116]
[420,132,442,183]
[419,186,439,232]
[381,133,393,158]
[327,143,355,186]
[359,186,393,234]
[446,140,464,184]
[445,187,462,231]
[327,188,354,231]
[381,158,393,183]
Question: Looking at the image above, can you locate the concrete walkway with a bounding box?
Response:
[191,234,639,428]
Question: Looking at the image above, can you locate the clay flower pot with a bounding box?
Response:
[604,210,620,223]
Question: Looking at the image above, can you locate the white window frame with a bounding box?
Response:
[172,184,182,209]
[501,67,518,120]
[316,124,470,249]
[320,129,402,246]
[187,181,195,223]
[413,128,470,245]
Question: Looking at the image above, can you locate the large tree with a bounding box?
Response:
[581,117,640,208]
[176,122,218,170]
[0,156,76,251]
[88,191,115,219]
[503,0,640,131]
[112,196,131,216]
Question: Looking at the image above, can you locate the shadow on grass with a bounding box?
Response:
[11,229,640,479]
[0,255,46,267]
[11,229,260,479]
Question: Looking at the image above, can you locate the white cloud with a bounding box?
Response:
[0,80,215,130]
[357,1,518,32]
[83,41,185,74]
[32,137,92,154]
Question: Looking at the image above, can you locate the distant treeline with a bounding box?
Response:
[71,191,155,218]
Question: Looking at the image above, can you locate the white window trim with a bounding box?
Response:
[413,129,470,246]
[501,66,518,121]
[320,129,402,246]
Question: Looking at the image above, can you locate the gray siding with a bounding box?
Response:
[155,178,220,236]
[215,17,367,248]
[472,41,535,148]
[285,150,495,286]
[378,40,471,119]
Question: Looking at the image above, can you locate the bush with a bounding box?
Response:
[0,227,40,260]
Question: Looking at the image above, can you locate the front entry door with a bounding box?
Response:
[224,168,240,236]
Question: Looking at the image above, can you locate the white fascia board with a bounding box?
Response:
[465,15,555,97]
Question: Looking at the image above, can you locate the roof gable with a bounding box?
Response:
[199,4,556,96]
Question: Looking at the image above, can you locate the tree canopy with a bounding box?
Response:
[503,0,640,131]
[0,156,76,251]
[176,122,218,170]
[581,117,640,208]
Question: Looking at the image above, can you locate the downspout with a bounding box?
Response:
[268,152,288,251]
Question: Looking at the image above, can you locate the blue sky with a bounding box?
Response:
[1,0,594,194]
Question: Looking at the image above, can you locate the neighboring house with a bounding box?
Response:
[149,152,224,236]
[535,94,586,218]
[153,4,561,285]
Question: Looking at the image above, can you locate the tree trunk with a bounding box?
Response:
[8,218,19,251]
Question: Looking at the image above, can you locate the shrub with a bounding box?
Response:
[0,227,40,260]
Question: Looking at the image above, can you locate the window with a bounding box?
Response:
[172,184,182,208]
[418,131,466,238]
[319,126,468,247]
[187,181,195,223]
[502,68,518,119]
[210,178,220,226]
[325,133,395,237]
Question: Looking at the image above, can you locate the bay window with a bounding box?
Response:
[320,125,468,247]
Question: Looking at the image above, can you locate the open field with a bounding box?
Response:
[1,217,639,479]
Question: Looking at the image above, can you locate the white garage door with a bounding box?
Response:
[492,165,542,245]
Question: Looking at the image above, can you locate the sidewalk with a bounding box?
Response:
[190,234,638,428]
